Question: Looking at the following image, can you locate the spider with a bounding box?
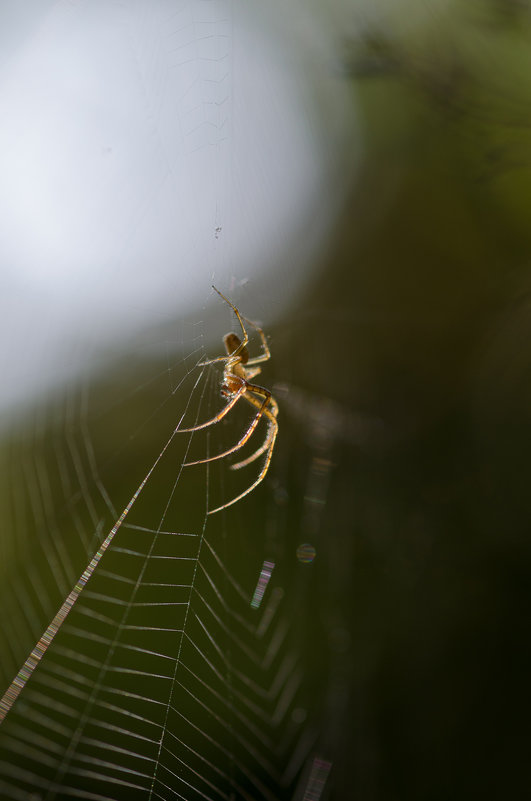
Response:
[180,286,278,514]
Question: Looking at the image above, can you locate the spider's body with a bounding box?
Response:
[180,287,278,514]
[220,334,248,393]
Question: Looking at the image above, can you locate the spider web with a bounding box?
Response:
[0,290,324,800]
[0,1,336,796]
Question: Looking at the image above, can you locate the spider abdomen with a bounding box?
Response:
[224,332,249,364]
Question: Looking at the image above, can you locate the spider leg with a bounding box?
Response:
[241,315,271,366]
[197,287,249,367]
[208,414,278,514]
[244,366,261,380]
[229,394,278,470]
[230,421,274,470]
[212,285,249,358]
[178,382,246,432]
[183,388,272,466]
[198,354,230,367]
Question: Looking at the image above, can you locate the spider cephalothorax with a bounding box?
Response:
[180,286,278,514]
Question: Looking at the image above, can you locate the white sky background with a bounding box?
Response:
[0,0,362,416]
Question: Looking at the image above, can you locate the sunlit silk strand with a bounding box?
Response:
[250,560,275,609]
[0,427,180,724]
[303,757,332,801]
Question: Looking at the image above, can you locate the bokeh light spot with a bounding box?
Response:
[296,543,316,564]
